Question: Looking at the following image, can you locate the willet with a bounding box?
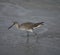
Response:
[8,21,44,43]
[8,21,44,36]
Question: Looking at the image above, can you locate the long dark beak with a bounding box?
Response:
[8,23,15,30]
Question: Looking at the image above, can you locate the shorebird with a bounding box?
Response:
[8,21,44,37]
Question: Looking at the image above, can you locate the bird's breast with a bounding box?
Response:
[20,28,33,32]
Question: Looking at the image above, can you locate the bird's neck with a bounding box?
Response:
[15,24,20,29]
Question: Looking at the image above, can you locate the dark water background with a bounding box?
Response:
[0,0,60,55]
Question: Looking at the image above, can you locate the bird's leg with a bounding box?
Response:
[27,31,29,37]
[33,31,37,36]
[36,34,39,43]
[33,31,39,43]
[26,31,29,43]
[32,29,37,36]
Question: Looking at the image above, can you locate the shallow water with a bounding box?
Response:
[0,0,60,55]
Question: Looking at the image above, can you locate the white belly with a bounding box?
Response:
[20,28,33,32]
[27,29,33,32]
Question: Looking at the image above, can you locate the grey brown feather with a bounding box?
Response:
[8,21,44,32]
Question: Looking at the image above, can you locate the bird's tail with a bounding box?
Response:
[33,22,44,27]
